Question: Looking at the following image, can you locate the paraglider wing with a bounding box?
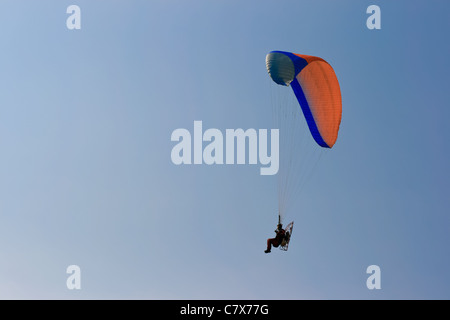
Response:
[266,51,342,148]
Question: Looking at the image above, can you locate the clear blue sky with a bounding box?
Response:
[0,0,449,299]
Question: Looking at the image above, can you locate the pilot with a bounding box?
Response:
[265,223,286,253]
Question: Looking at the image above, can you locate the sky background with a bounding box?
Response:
[0,0,449,299]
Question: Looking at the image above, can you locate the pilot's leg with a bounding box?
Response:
[265,238,273,253]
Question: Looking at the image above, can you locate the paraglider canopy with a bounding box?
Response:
[266,50,342,148]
